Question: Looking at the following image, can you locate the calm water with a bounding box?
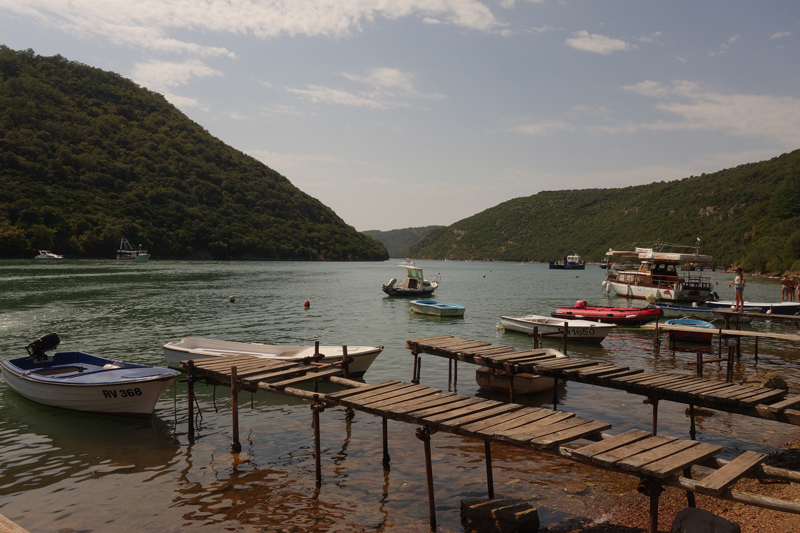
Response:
[1,260,798,532]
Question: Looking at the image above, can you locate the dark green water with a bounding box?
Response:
[0,260,797,532]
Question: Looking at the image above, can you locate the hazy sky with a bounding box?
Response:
[1,1,798,231]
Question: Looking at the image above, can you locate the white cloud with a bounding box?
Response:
[341,68,416,92]
[709,34,740,57]
[286,84,404,109]
[0,0,502,56]
[510,119,572,136]
[620,80,800,148]
[131,59,222,89]
[527,24,555,33]
[771,31,792,40]
[565,30,632,54]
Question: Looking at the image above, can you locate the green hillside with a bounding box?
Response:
[409,150,800,273]
[0,46,388,260]
[362,225,443,258]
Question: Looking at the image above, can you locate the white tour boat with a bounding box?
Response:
[500,315,616,343]
[117,238,151,262]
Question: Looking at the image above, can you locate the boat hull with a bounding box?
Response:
[500,315,615,343]
[0,352,178,418]
[476,367,555,395]
[410,300,465,317]
[118,253,151,262]
[664,319,714,343]
[383,286,436,296]
[162,337,382,377]
[551,306,661,326]
[704,301,800,315]
[604,280,712,302]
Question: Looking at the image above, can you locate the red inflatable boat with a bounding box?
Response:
[551,300,662,326]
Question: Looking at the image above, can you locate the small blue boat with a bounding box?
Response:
[664,318,715,342]
[410,300,465,317]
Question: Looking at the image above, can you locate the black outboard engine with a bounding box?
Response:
[25,333,61,360]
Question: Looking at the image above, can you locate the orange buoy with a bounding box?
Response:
[304,299,310,308]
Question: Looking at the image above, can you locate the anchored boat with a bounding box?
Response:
[382,263,439,296]
[410,300,465,317]
[602,242,714,302]
[117,238,150,262]
[0,333,178,418]
[552,300,661,326]
[500,314,616,343]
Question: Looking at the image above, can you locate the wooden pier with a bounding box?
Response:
[179,350,800,533]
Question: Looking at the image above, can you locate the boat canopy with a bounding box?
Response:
[398,264,424,279]
[605,249,712,263]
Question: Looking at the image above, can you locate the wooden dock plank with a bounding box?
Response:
[737,389,787,407]
[694,450,767,494]
[422,399,503,424]
[438,404,525,431]
[492,412,576,445]
[591,435,678,467]
[345,384,427,407]
[387,392,464,414]
[473,408,560,437]
[359,386,440,409]
[641,442,723,479]
[325,381,401,400]
[616,440,700,472]
[269,368,343,389]
[571,429,653,461]
[335,383,419,405]
[408,397,484,420]
[457,407,547,436]
[765,395,800,413]
[531,420,612,449]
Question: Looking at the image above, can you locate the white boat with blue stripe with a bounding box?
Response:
[410,300,465,317]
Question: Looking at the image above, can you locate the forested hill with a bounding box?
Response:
[0,46,387,260]
[362,225,443,258]
[408,149,800,273]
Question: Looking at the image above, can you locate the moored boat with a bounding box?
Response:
[382,264,439,296]
[500,315,616,343]
[602,242,714,302]
[0,333,179,418]
[117,238,150,262]
[476,353,567,395]
[410,300,465,317]
[549,252,586,270]
[161,337,383,377]
[34,250,64,260]
[664,318,715,342]
[551,300,661,326]
[704,300,800,315]
[655,303,755,323]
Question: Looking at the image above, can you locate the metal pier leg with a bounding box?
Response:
[416,427,437,531]
[231,366,241,453]
[448,358,452,390]
[689,404,696,440]
[683,468,696,507]
[485,440,494,499]
[645,397,659,436]
[754,336,759,362]
[552,379,559,410]
[382,416,391,467]
[637,478,663,533]
[312,394,326,484]
[186,360,195,438]
[412,349,420,384]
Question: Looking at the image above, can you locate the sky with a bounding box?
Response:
[1,1,799,232]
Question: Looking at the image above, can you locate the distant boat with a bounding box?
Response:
[34,250,64,261]
[410,300,465,317]
[161,337,383,377]
[549,252,586,270]
[1,333,178,418]
[552,301,661,326]
[382,264,439,296]
[117,238,150,262]
[500,314,616,343]
[664,318,715,343]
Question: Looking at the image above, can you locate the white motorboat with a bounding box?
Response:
[500,315,616,343]
[410,300,465,317]
[602,242,714,302]
[34,250,64,260]
[1,333,178,418]
[161,337,383,377]
[382,264,439,296]
[117,238,150,262]
[704,300,800,315]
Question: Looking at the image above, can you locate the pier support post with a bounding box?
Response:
[416,426,437,531]
[448,358,452,390]
[412,348,420,384]
[484,440,494,499]
[231,366,241,453]
[186,360,195,438]
[382,416,391,467]
[312,394,326,484]
[637,477,663,533]
[562,321,568,356]
[726,346,734,383]
[644,396,659,436]
[754,336,759,362]
[688,403,696,440]
[342,345,350,379]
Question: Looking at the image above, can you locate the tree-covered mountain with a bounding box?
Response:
[362,225,443,258]
[0,46,388,260]
[408,149,800,273]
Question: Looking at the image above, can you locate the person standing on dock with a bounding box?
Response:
[728,267,746,311]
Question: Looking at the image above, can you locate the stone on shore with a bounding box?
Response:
[740,372,788,390]
[461,498,540,533]
[671,507,740,533]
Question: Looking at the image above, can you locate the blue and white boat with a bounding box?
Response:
[655,303,753,323]
[0,334,179,418]
[549,252,586,270]
[704,300,800,315]
[664,318,715,342]
[410,300,465,317]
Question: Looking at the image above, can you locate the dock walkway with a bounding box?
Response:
[180,352,800,532]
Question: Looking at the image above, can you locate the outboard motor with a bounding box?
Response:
[25,333,61,360]
[385,278,397,288]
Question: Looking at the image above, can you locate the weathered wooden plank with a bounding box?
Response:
[438,403,525,431]
[336,382,419,405]
[641,442,723,479]
[534,359,596,370]
[575,364,628,378]
[387,392,463,414]
[563,363,618,378]
[269,368,343,389]
[765,395,800,413]
[244,364,331,384]
[531,420,612,449]
[737,389,787,407]
[406,335,455,346]
[461,346,515,356]
[493,412,576,445]
[325,381,401,400]
[571,429,653,461]
[515,416,597,442]
[237,361,302,377]
[608,372,660,385]
[422,399,503,424]
[359,386,440,409]
[591,435,678,468]
[484,351,550,363]
[473,408,559,437]
[596,369,644,383]
[408,397,484,420]
[617,439,700,473]
[694,450,767,494]
[457,407,545,436]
